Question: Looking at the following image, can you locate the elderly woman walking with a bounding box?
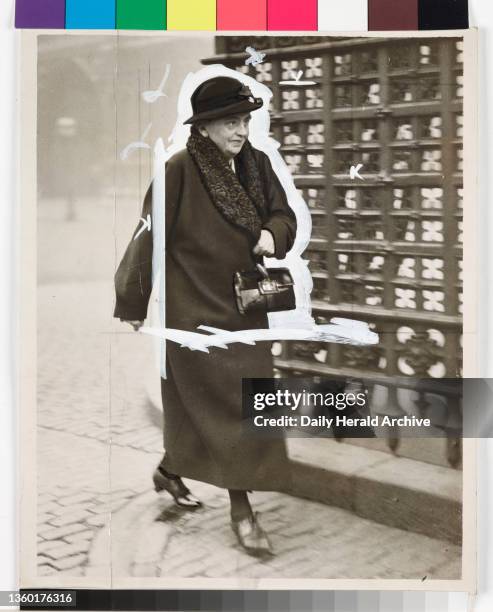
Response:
[114,76,297,557]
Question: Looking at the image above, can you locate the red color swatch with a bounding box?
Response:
[369,0,418,30]
[217,0,267,30]
[267,0,317,31]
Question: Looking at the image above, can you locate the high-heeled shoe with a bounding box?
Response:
[231,512,273,557]
[152,468,202,509]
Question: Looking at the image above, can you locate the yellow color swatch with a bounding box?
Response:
[167,0,216,30]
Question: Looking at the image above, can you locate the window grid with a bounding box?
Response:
[206,38,463,460]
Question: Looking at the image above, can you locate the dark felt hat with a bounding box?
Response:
[184,76,263,125]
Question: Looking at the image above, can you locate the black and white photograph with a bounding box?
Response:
[20,30,476,589]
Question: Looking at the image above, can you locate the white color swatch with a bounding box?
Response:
[318,0,368,32]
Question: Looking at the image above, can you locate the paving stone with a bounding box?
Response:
[38,540,67,555]
[65,529,95,543]
[133,562,158,578]
[110,500,132,513]
[37,554,56,567]
[38,501,61,515]
[39,493,55,504]
[58,492,97,506]
[58,566,85,577]
[133,523,171,565]
[86,514,109,528]
[52,504,82,517]
[159,547,210,574]
[86,504,110,515]
[49,554,87,571]
[431,558,461,580]
[38,523,88,541]
[37,512,56,525]
[43,541,92,560]
[50,509,92,527]
[279,520,321,538]
[38,564,57,576]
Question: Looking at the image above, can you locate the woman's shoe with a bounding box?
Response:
[152,468,202,509]
[231,513,273,557]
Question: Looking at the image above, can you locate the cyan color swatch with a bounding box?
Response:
[66,0,116,29]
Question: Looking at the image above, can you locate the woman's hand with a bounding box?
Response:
[122,320,144,331]
[253,229,275,257]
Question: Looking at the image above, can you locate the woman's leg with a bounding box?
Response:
[153,460,202,508]
[159,467,180,480]
[229,489,272,557]
[228,490,252,522]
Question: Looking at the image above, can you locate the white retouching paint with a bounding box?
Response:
[279,70,317,86]
[120,122,152,161]
[245,47,266,67]
[317,0,368,32]
[133,214,151,241]
[140,318,378,353]
[124,63,378,377]
[151,137,167,377]
[142,64,171,104]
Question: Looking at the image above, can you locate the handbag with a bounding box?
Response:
[234,264,296,315]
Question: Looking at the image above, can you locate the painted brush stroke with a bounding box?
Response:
[140,320,379,353]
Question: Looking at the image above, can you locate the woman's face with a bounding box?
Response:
[200,113,251,159]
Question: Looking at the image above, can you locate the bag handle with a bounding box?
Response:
[256,263,269,279]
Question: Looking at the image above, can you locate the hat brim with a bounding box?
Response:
[184,98,263,125]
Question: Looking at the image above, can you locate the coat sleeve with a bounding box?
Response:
[259,152,297,259]
[113,155,184,321]
[113,184,154,321]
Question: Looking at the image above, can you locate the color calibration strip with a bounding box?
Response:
[15,0,468,30]
[17,590,471,611]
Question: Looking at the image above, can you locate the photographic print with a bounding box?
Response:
[19,30,477,591]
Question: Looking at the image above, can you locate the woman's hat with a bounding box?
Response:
[184,77,263,125]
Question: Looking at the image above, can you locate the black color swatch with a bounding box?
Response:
[419,0,469,30]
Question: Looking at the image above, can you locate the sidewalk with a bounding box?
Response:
[36,282,461,581]
[96,483,459,581]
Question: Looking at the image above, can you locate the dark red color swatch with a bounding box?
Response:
[369,0,418,31]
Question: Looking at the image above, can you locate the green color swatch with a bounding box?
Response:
[117,0,166,30]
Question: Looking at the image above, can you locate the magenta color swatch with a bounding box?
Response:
[15,0,66,28]
[267,0,317,30]
[217,0,267,30]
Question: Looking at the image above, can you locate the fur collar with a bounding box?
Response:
[186,127,266,244]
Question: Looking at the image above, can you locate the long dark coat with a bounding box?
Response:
[114,146,297,491]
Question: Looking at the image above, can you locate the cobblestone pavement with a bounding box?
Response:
[109,487,460,581]
[37,277,162,578]
[37,279,461,581]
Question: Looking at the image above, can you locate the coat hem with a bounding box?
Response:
[160,458,292,493]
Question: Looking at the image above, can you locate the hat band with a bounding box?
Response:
[197,92,262,115]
